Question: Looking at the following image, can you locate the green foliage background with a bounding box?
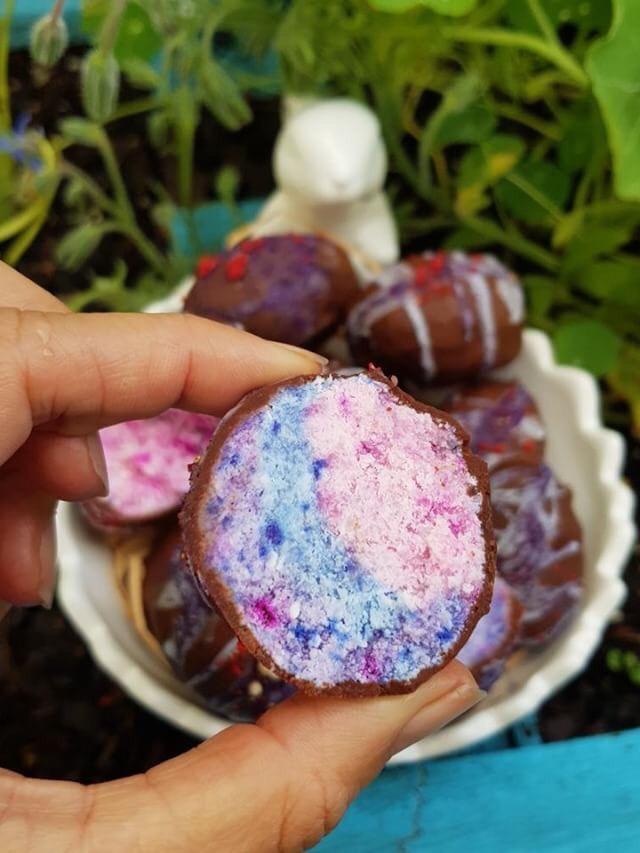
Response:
[260,0,640,427]
[2,0,640,429]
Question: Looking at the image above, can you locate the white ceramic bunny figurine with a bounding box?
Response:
[245,96,399,276]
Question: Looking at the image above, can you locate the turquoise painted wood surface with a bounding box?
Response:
[318,728,640,852]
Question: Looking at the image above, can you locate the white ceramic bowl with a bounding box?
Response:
[56,295,636,762]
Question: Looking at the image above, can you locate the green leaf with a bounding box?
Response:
[553,319,621,376]
[608,344,640,434]
[82,0,161,63]
[81,50,121,124]
[561,224,633,273]
[121,58,161,90]
[552,209,584,249]
[215,165,240,206]
[523,274,556,325]
[434,101,496,146]
[456,135,524,216]
[147,110,170,149]
[494,159,570,225]
[442,227,492,250]
[368,0,478,15]
[577,260,640,310]
[59,117,103,147]
[56,221,114,271]
[557,98,607,176]
[199,60,252,130]
[505,0,612,34]
[63,177,89,209]
[606,647,624,672]
[588,0,640,200]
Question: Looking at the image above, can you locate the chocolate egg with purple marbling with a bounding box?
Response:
[184,233,360,346]
[143,525,294,722]
[181,368,495,697]
[348,251,524,383]
[445,381,545,471]
[458,575,523,689]
[490,462,583,645]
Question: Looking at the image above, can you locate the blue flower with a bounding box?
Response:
[0,113,43,171]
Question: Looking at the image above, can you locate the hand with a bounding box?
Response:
[0,264,483,852]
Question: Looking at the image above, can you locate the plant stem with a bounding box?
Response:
[107,97,158,123]
[4,189,55,265]
[96,129,136,223]
[61,161,118,214]
[50,0,66,24]
[462,214,559,271]
[78,132,166,276]
[99,0,126,58]
[0,0,14,134]
[526,0,556,45]
[175,91,195,208]
[443,26,588,89]
[490,100,561,140]
[117,222,167,277]
[402,214,456,238]
[503,172,563,221]
[0,0,15,212]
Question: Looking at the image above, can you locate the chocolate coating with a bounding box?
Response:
[143,525,293,722]
[445,381,545,471]
[181,369,495,697]
[184,233,360,346]
[491,462,583,645]
[348,251,524,383]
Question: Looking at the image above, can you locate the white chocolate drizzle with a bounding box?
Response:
[496,275,525,324]
[467,271,497,367]
[403,291,436,380]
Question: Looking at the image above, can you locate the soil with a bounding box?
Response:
[1,49,639,782]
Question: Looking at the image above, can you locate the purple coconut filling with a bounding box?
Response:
[85,409,219,526]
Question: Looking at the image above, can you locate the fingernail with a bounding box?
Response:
[38,520,57,609]
[391,684,487,756]
[0,600,11,623]
[273,342,329,368]
[86,433,109,496]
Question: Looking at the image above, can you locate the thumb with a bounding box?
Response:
[100,662,480,851]
[0,664,482,851]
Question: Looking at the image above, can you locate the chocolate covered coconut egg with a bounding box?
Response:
[445,381,545,471]
[348,250,524,383]
[458,576,523,690]
[185,233,360,347]
[143,525,293,721]
[82,409,219,532]
[181,369,495,696]
[490,462,583,645]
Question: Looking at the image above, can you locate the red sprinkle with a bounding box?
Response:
[414,262,430,289]
[428,251,446,274]
[225,252,249,281]
[478,442,507,453]
[521,439,537,453]
[243,237,266,254]
[196,254,218,278]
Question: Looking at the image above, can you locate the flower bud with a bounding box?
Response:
[30,13,69,68]
[81,49,121,124]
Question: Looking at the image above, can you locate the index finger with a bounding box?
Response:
[2,308,326,460]
[0,262,68,312]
